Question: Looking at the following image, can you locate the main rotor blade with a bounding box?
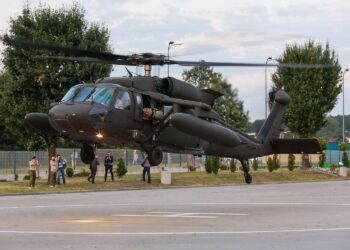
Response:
[169,60,332,68]
[1,35,129,62]
[46,56,136,66]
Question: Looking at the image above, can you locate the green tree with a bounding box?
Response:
[0,4,112,171]
[267,157,274,172]
[338,142,348,151]
[342,152,349,167]
[205,156,213,174]
[287,154,296,171]
[251,158,258,171]
[182,66,249,131]
[272,154,280,170]
[211,156,220,175]
[317,137,327,168]
[272,41,342,168]
[116,158,127,177]
[229,159,237,173]
[204,155,220,174]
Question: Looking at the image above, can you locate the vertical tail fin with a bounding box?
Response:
[257,90,290,144]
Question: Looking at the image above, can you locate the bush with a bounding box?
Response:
[338,142,349,151]
[205,156,212,174]
[73,168,90,177]
[342,152,349,167]
[267,157,274,172]
[229,159,237,173]
[318,152,326,168]
[116,158,127,177]
[211,156,220,175]
[317,137,328,151]
[23,175,30,180]
[66,167,74,177]
[220,162,229,171]
[272,154,280,170]
[288,154,296,171]
[252,158,258,171]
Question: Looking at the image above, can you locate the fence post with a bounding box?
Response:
[124,150,128,169]
[12,150,17,180]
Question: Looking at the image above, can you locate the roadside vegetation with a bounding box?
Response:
[0,168,349,195]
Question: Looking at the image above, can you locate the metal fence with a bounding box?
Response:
[0,148,205,177]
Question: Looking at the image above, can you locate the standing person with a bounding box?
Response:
[132,150,138,165]
[141,153,151,184]
[49,156,58,187]
[104,152,114,182]
[88,155,99,184]
[56,155,67,185]
[28,156,39,189]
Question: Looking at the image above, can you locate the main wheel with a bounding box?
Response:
[244,172,252,184]
[148,147,163,166]
[80,143,95,164]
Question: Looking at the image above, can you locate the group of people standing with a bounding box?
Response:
[49,155,67,187]
[28,154,67,189]
[28,151,152,188]
[88,152,115,184]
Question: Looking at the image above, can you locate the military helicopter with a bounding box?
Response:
[2,35,323,184]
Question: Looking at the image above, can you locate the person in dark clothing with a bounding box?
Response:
[141,153,151,184]
[88,155,99,184]
[104,152,114,182]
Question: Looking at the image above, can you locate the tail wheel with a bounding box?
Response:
[244,172,252,184]
[148,147,163,166]
[80,143,95,164]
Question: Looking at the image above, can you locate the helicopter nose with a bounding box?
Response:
[24,113,59,135]
[48,103,95,134]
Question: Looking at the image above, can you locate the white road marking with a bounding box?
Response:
[1,227,350,235]
[0,203,132,210]
[112,214,216,219]
[147,212,248,216]
[111,212,248,219]
[1,202,350,210]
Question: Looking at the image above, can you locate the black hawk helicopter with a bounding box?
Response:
[2,35,323,184]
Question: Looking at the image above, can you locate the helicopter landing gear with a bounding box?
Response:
[80,143,95,164]
[147,146,163,166]
[239,159,252,184]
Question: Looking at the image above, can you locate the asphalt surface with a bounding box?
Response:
[1,181,350,250]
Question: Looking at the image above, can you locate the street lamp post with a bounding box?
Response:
[167,41,183,77]
[343,68,349,142]
[265,57,273,119]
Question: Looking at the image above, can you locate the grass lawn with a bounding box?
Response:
[0,168,349,195]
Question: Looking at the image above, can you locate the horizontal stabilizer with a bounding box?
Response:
[271,139,321,154]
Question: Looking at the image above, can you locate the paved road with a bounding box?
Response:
[1,181,350,250]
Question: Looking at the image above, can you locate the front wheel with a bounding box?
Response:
[148,147,163,166]
[80,143,95,164]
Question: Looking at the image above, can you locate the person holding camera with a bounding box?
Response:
[104,152,114,182]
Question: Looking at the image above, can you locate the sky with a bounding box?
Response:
[0,0,350,121]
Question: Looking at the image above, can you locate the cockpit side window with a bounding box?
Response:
[74,87,94,102]
[86,87,115,106]
[61,86,81,102]
[114,91,131,110]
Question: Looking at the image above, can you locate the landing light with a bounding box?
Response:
[96,132,103,138]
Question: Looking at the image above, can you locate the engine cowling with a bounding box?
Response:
[156,77,202,102]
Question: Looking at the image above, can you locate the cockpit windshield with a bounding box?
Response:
[86,87,115,106]
[61,85,116,107]
[61,85,82,102]
[74,87,94,102]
